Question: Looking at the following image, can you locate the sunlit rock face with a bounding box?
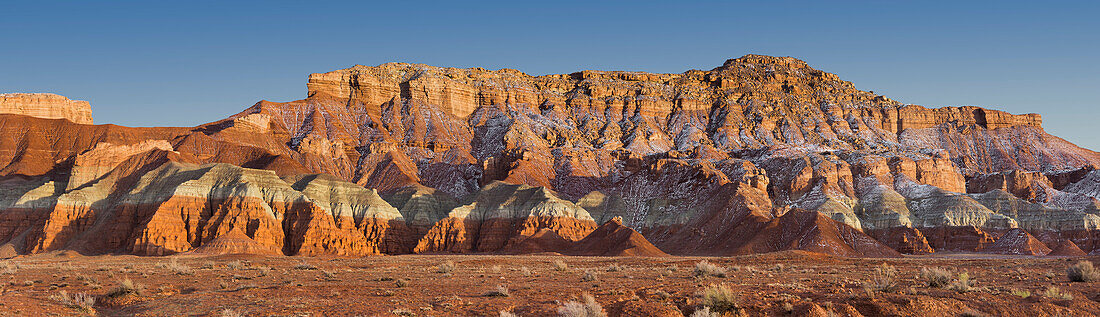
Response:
[2,55,1100,257]
[0,93,93,124]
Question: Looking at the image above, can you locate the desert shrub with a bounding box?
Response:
[582,270,599,282]
[293,262,317,270]
[394,278,409,287]
[499,310,518,317]
[862,263,898,293]
[699,284,741,314]
[1010,289,1031,298]
[437,261,456,274]
[557,293,606,317]
[553,260,569,272]
[483,284,510,297]
[960,309,990,317]
[1043,286,1073,300]
[0,261,16,274]
[606,264,623,272]
[490,265,502,273]
[690,306,719,317]
[51,290,95,313]
[157,258,190,275]
[781,301,794,313]
[1067,261,1100,282]
[106,278,143,298]
[947,272,975,293]
[694,260,728,278]
[919,267,952,288]
[521,266,533,276]
[220,308,244,317]
[226,260,244,270]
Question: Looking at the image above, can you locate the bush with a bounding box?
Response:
[694,261,728,278]
[553,260,569,272]
[483,284,510,297]
[499,310,518,317]
[106,278,144,298]
[699,284,741,314]
[220,308,244,317]
[293,262,317,270]
[437,261,456,274]
[1067,261,1100,282]
[1010,289,1031,298]
[157,258,190,275]
[51,290,95,313]
[947,272,975,293]
[1043,286,1073,300]
[557,293,606,317]
[582,270,599,282]
[863,263,898,293]
[919,267,952,288]
[690,306,719,317]
[394,278,409,288]
[606,264,623,272]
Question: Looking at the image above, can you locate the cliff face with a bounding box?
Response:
[0,93,93,124]
[1,54,1099,257]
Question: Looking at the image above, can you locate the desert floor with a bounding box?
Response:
[1,251,1099,316]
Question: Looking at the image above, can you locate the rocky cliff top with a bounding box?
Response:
[0,93,93,124]
[306,54,1041,131]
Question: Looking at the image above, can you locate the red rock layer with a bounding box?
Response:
[920,226,997,252]
[983,228,1051,256]
[866,227,934,255]
[1046,239,1087,256]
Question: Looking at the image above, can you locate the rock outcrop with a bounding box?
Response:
[0,93,93,124]
[1,54,1099,257]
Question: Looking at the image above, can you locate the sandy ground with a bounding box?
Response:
[1,251,1099,316]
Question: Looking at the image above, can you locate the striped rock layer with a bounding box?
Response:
[2,55,1099,256]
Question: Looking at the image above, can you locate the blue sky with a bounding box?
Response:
[2,1,1098,149]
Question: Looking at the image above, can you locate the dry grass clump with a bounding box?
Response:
[552,259,569,272]
[606,264,623,272]
[0,261,17,274]
[1067,261,1100,282]
[699,284,741,314]
[521,266,533,277]
[499,310,518,317]
[394,278,409,288]
[862,263,898,293]
[694,260,727,278]
[689,307,719,317]
[156,258,190,275]
[220,308,244,317]
[436,261,456,274]
[226,260,244,270]
[947,272,976,293]
[582,270,599,282]
[483,284,510,297]
[106,278,144,298]
[1043,286,1073,300]
[293,262,317,270]
[51,290,96,313]
[919,267,952,288]
[1010,289,1031,298]
[557,293,606,317]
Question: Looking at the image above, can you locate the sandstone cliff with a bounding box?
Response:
[0,93,93,124]
[1,55,1099,257]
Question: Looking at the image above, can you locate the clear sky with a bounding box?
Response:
[2,1,1098,150]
